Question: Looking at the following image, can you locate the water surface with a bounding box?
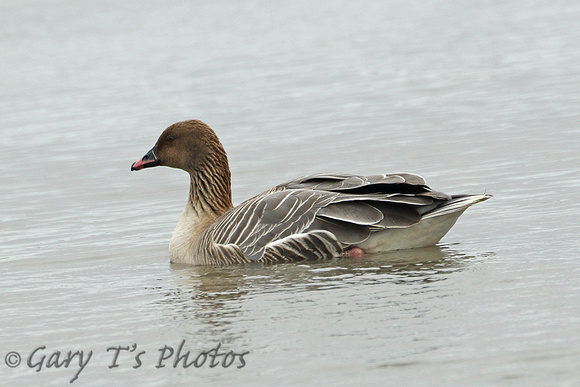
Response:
[1,0,579,385]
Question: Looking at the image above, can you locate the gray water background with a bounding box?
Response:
[1,0,579,385]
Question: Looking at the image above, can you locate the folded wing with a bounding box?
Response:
[202,173,485,261]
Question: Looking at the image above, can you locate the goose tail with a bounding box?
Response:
[423,194,491,219]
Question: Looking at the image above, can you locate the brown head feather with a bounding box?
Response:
[154,120,233,215]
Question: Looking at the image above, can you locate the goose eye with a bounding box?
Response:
[166,135,174,142]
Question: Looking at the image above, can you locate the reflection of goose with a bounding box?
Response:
[167,246,477,303]
[132,120,490,265]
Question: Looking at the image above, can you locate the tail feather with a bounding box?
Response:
[422,194,491,219]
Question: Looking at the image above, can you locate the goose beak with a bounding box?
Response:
[131,146,160,171]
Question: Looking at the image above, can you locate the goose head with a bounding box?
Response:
[131,120,227,175]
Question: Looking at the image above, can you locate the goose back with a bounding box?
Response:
[193,172,489,263]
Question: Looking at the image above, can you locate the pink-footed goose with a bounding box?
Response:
[131,120,490,265]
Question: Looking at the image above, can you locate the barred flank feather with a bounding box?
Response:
[259,231,343,262]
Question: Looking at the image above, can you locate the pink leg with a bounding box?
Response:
[347,246,365,258]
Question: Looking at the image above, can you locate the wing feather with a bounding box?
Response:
[199,172,485,262]
[308,217,371,245]
[317,201,383,225]
[204,189,337,261]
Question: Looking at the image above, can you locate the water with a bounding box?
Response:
[1,0,579,385]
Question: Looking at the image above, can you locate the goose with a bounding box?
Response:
[131,120,490,265]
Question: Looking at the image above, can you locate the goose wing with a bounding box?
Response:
[202,172,455,262]
[205,189,343,261]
